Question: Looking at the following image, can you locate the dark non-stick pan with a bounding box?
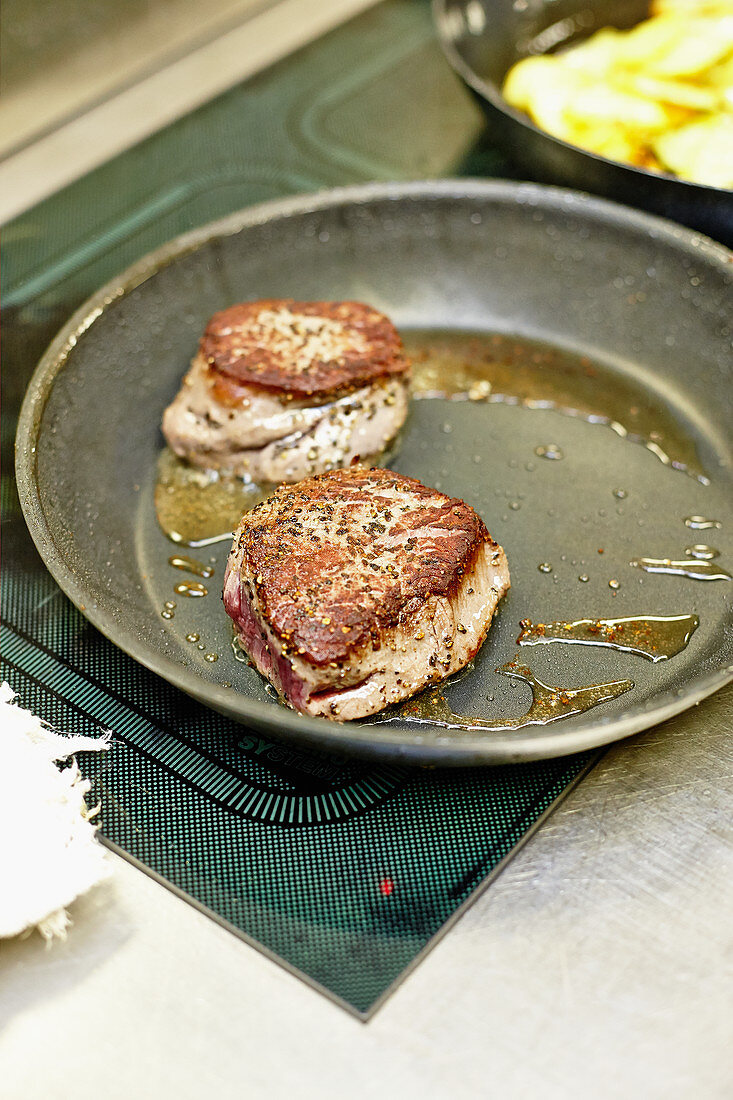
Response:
[15,180,733,764]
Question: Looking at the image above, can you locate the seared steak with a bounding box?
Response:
[162,300,411,481]
[223,466,510,720]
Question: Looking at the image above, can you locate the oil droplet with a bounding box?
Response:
[538,562,553,573]
[535,443,564,460]
[378,658,632,731]
[608,579,620,590]
[174,581,208,598]
[231,636,250,664]
[197,643,206,651]
[685,544,719,560]
[684,516,721,530]
[168,554,214,579]
[517,614,698,662]
[630,557,731,581]
[204,653,219,663]
[613,488,628,499]
[164,601,176,610]
[161,609,174,620]
[578,574,589,583]
[186,632,199,643]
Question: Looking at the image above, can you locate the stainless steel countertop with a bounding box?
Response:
[3,681,731,1099]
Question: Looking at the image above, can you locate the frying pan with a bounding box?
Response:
[15,180,733,764]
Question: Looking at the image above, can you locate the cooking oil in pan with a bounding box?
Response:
[155,329,711,547]
[173,580,208,598]
[516,614,699,662]
[168,554,214,578]
[231,635,252,665]
[405,330,707,480]
[685,545,719,560]
[535,443,564,461]
[383,657,633,732]
[155,448,272,547]
[630,557,731,581]
[684,516,721,530]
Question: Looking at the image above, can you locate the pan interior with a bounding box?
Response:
[19,185,733,762]
[138,328,732,738]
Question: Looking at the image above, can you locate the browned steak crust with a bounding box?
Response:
[202,299,411,400]
[229,466,497,667]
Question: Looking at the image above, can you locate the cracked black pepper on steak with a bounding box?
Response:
[223,466,510,720]
[162,299,411,482]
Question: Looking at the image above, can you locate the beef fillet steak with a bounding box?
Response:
[162,299,411,482]
[223,466,510,720]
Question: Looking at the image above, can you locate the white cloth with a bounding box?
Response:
[0,682,111,940]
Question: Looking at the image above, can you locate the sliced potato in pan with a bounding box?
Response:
[503,1,733,187]
[653,113,733,186]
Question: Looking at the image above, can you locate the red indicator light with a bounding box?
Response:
[379,878,394,897]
